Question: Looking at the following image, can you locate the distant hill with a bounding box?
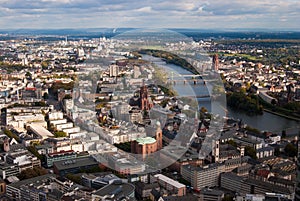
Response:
[1,28,300,41]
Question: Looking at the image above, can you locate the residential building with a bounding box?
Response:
[3,149,41,172]
[134,181,160,200]
[153,174,186,196]
[256,146,274,159]
[220,172,294,199]
[35,144,54,155]
[181,163,224,191]
[0,160,19,179]
[46,150,76,168]
[6,174,91,201]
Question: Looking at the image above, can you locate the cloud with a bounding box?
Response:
[135,6,153,13]
[0,0,299,29]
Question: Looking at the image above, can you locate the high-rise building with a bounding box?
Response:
[212,140,220,162]
[109,64,119,77]
[212,54,219,71]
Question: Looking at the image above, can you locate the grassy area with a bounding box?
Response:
[223,53,261,61]
[114,142,131,152]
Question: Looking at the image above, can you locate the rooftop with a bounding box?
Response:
[93,181,135,199]
[29,124,54,139]
[201,188,224,196]
[154,174,185,189]
[48,150,75,157]
[53,157,98,171]
[9,174,57,189]
[136,137,156,145]
[160,195,199,201]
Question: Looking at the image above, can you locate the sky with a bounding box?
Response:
[0,0,299,30]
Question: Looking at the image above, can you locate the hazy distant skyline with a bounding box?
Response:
[0,0,299,30]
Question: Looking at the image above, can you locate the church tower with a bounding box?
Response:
[139,84,153,111]
[212,140,220,162]
[140,85,149,110]
[156,121,163,150]
[3,138,10,152]
[212,54,219,71]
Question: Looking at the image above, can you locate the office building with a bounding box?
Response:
[53,156,99,176]
[46,150,76,168]
[153,174,186,196]
[92,181,135,201]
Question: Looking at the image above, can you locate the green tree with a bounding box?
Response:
[18,167,48,180]
[284,143,297,157]
[245,146,257,159]
[54,131,67,138]
[3,128,20,142]
[66,174,82,184]
[222,195,234,201]
[34,101,47,107]
[274,147,280,156]
[27,146,43,160]
[227,140,237,147]
[200,107,208,120]
[63,94,72,99]
[245,126,261,135]
[41,60,50,69]
[227,92,263,115]
[43,92,49,100]
[25,72,32,78]
[271,99,277,105]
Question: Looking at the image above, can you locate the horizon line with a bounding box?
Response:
[1,27,300,33]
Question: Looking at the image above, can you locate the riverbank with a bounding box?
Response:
[143,53,300,133]
[139,49,199,75]
[258,97,300,122]
[263,109,300,122]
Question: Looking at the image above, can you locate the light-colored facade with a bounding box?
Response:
[154,174,186,196]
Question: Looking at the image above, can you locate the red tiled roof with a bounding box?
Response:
[48,150,74,157]
[25,87,36,91]
[257,169,270,178]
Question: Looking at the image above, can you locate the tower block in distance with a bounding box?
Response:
[212,54,219,71]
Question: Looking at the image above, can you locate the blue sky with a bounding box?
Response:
[0,0,299,30]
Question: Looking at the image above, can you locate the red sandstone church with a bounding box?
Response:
[131,122,163,159]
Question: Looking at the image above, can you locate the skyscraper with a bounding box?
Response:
[212,54,219,71]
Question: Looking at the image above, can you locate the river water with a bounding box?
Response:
[144,55,300,135]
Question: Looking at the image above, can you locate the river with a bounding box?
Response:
[144,55,300,135]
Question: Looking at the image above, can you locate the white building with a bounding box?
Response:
[50,119,67,126]
[56,123,74,131]
[63,127,81,135]
[29,124,54,140]
[48,111,64,121]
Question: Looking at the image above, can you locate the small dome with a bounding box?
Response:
[156,121,161,127]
